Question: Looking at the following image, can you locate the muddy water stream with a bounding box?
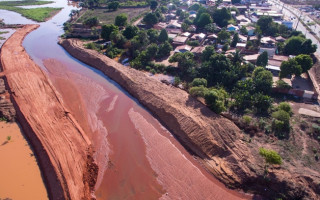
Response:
[1,1,249,199]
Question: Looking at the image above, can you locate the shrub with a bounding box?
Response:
[191,78,207,87]
[189,86,208,97]
[242,115,252,125]
[259,147,282,165]
[272,110,290,137]
[278,102,293,116]
[276,80,292,89]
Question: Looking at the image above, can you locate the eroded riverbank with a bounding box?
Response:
[60,38,253,199]
[0,25,97,200]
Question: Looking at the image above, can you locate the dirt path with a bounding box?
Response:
[0,25,97,200]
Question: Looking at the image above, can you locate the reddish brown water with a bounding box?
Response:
[1,1,251,198]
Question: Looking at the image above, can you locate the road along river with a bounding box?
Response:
[1,1,250,199]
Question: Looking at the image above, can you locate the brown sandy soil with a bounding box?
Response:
[1,25,98,200]
[0,121,48,200]
[60,38,320,199]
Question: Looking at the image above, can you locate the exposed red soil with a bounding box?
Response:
[0,25,98,200]
[60,38,320,199]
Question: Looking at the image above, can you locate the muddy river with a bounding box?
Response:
[1,1,249,199]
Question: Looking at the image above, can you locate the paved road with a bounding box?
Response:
[269,0,320,55]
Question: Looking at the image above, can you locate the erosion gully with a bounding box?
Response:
[1,1,248,199]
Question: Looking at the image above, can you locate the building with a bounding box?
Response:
[174,45,192,53]
[172,36,189,45]
[247,26,255,36]
[227,24,239,32]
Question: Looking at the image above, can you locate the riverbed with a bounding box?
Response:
[1,1,249,199]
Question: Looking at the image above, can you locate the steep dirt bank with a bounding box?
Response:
[60,38,320,199]
[59,39,255,189]
[1,25,98,200]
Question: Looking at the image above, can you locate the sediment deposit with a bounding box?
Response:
[1,25,97,200]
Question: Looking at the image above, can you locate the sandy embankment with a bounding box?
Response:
[0,25,98,200]
[59,39,256,187]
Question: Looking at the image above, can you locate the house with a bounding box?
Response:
[231,11,237,16]
[168,33,178,39]
[167,20,181,29]
[172,36,189,45]
[181,32,191,37]
[222,0,231,4]
[191,46,207,56]
[190,33,206,43]
[247,26,255,36]
[275,36,286,42]
[272,55,289,62]
[154,22,167,30]
[189,25,196,32]
[266,59,281,75]
[239,34,247,42]
[236,43,247,50]
[260,47,276,57]
[227,24,239,32]
[189,14,197,19]
[261,36,276,48]
[236,15,251,23]
[243,54,259,64]
[189,10,197,15]
[248,35,258,41]
[165,13,176,21]
[174,45,192,53]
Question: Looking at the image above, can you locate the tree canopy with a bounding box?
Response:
[256,51,268,67]
[101,24,119,40]
[196,13,213,29]
[259,147,282,165]
[158,29,168,43]
[212,8,231,27]
[114,13,127,27]
[143,13,159,26]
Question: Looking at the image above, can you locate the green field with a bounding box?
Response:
[76,7,149,25]
[0,1,62,22]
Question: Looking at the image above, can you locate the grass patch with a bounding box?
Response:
[76,7,149,25]
[0,1,62,22]
[0,1,53,6]
[0,36,5,40]
[0,31,9,34]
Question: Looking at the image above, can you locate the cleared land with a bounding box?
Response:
[76,7,149,24]
[0,1,61,22]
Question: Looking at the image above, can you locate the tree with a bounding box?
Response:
[252,67,273,94]
[230,33,239,48]
[143,13,159,26]
[212,8,231,27]
[160,6,168,14]
[191,78,207,87]
[231,0,241,4]
[83,16,99,27]
[279,59,302,78]
[115,14,127,27]
[204,88,227,114]
[284,36,316,55]
[256,51,268,67]
[158,41,173,58]
[188,3,201,11]
[217,30,230,43]
[146,43,159,59]
[147,29,159,43]
[201,45,215,62]
[169,52,195,77]
[158,29,168,43]
[123,25,139,39]
[257,16,272,34]
[181,23,189,32]
[197,13,213,29]
[108,1,119,11]
[240,26,248,35]
[101,24,119,40]
[252,93,272,114]
[150,0,158,10]
[110,30,127,48]
[294,54,313,73]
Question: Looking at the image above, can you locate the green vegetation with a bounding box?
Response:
[0,116,8,122]
[77,7,149,25]
[259,147,282,172]
[0,1,61,22]
[7,136,11,141]
[0,31,9,35]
